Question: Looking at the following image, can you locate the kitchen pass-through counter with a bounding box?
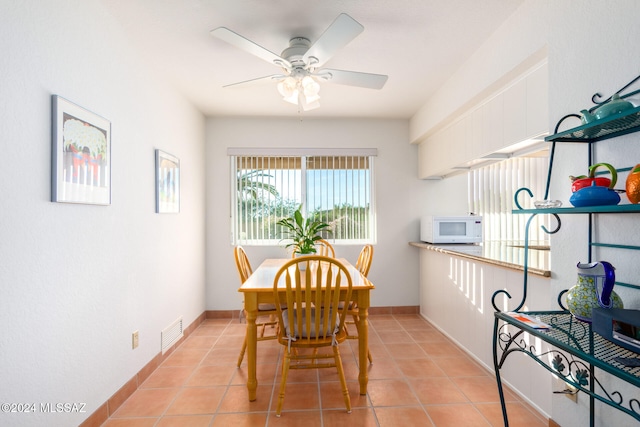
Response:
[415,240,553,422]
[410,241,551,277]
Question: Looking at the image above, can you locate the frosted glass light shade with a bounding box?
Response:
[277,75,321,109]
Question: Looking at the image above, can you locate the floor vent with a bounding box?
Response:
[161,316,183,354]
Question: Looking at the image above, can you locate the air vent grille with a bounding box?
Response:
[161,316,183,354]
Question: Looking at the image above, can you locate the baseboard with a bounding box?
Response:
[79,312,206,427]
[369,305,419,315]
[206,306,419,318]
[80,306,419,426]
[206,309,238,319]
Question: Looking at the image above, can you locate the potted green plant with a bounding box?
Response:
[276,205,332,255]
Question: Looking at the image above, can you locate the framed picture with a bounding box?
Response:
[51,95,111,205]
[155,150,180,213]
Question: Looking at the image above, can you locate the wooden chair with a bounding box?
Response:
[355,244,374,277]
[315,239,335,257]
[234,246,278,367]
[272,255,352,416]
[289,238,336,258]
[345,244,374,363]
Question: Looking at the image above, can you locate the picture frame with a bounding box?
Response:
[155,149,180,213]
[51,95,111,205]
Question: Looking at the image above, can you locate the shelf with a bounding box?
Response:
[512,204,640,215]
[495,311,640,422]
[545,105,640,143]
[590,242,640,251]
[496,311,640,386]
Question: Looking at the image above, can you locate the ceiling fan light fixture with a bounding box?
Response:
[301,98,320,111]
[282,94,299,105]
[277,77,297,98]
[302,76,320,97]
[304,92,320,103]
[277,75,321,109]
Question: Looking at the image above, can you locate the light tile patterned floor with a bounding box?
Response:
[102,314,546,426]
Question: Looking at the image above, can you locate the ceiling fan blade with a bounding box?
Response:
[211,27,291,69]
[316,69,388,89]
[222,74,286,88]
[303,13,364,68]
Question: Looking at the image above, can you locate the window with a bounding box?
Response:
[467,154,550,243]
[229,148,376,245]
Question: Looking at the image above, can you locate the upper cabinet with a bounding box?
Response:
[526,66,548,138]
[418,61,549,179]
[502,78,527,148]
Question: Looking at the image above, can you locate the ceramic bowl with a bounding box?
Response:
[569,185,621,207]
[571,177,611,192]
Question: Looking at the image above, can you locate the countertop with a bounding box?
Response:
[409,241,551,277]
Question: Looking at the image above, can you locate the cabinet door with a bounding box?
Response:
[526,62,549,138]
[418,137,443,178]
[481,93,504,155]
[503,79,527,146]
[447,118,466,169]
[417,140,431,178]
[470,106,484,160]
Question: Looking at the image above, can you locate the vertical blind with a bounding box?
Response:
[468,156,549,243]
[230,152,376,245]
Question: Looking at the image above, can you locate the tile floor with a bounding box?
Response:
[102,314,547,427]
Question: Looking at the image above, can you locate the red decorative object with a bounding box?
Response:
[571,177,611,192]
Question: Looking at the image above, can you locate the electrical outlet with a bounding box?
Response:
[564,383,578,403]
[132,331,139,349]
[553,379,578,403]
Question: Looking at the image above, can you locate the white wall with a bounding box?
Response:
[0,2,205,426]
[411,1,640,426]
[420,250,554,417]
[205,117,424,310]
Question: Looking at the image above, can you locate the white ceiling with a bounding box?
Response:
[103,0,523,119]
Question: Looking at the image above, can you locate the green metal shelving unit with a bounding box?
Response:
[543,105,640,143]
[492,86,640,426]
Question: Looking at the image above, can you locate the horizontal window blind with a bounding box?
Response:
[231,152,376,246]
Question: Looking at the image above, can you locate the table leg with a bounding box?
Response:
[244,296,258,401]
[357,292,370,395]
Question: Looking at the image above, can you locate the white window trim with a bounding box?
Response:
[227,147,378,157]
[229,148,377,246]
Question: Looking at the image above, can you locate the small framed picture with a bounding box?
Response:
[51,95,111,205]
[155,150,180,213]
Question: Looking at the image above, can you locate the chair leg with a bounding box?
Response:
[333,345,352,413]
[276,349,291,417]
[237,334,248,367]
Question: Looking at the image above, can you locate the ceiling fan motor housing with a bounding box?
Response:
[281,37,312,67]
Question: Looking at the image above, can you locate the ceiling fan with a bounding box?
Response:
[210,13,388,111]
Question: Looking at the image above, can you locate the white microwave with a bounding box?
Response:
[420,215,483,244]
